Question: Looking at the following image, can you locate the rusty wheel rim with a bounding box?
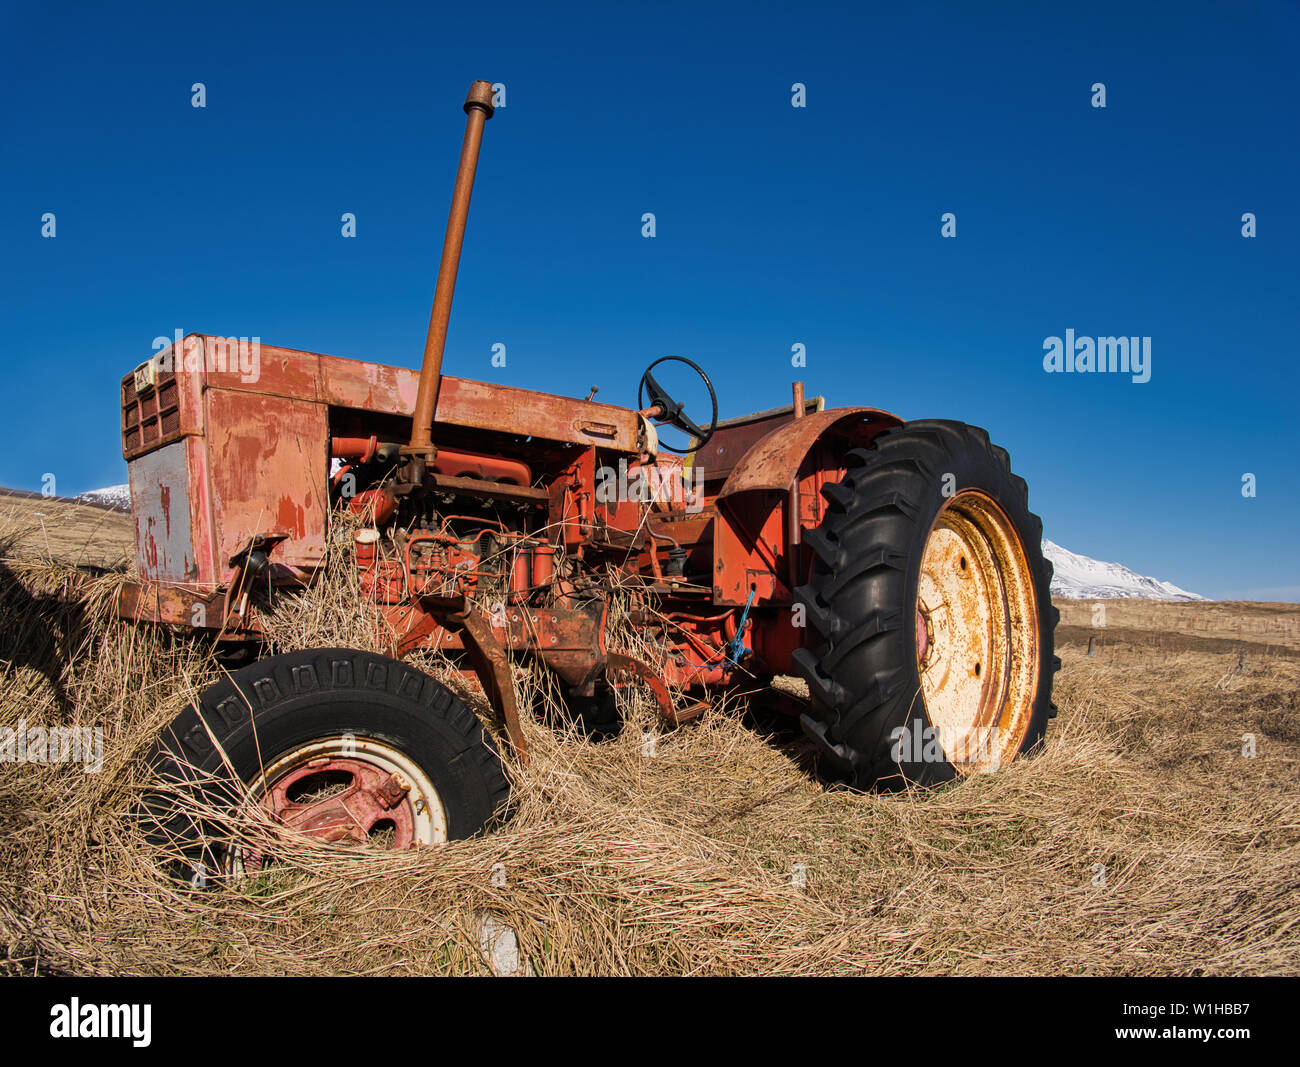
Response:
[915,491,1038,774]
[234,737,448,873]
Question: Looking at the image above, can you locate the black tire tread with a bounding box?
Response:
[794,419,1058,789]
[146,647,510,861]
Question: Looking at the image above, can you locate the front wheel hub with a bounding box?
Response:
[262,759,413,845]
[240,736,449,870]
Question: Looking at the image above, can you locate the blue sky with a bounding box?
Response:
[1,1,1296,600]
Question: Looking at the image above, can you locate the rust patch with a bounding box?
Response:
[717,407,901,498]
[204,389,328,571]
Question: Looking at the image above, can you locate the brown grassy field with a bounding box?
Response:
[0,497,1297,976]
[1056,597,1300,657]
[0,489,133,571]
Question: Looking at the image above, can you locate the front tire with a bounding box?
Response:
[147,648,510,873]
[793,420,1059,789]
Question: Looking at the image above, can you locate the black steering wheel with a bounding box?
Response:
[637,355,719,454]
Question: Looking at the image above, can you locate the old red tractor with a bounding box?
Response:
[119,82,1058,861]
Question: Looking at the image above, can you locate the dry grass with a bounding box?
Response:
[0,490,132,571]
[0,508,1297,975]
[1056,597,1300,654]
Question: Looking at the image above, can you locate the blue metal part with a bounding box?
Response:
[725,586,756,666]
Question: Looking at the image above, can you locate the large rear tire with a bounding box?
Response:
[147,648,509,875]
[793,420,1059,789]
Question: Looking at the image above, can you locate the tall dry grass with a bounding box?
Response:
[1,517,1298,975]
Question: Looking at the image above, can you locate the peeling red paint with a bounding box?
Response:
[204,390,328,571]
[276,495,306,538]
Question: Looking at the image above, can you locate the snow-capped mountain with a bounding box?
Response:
[76,484,131,511]
[1042,539,1204,601]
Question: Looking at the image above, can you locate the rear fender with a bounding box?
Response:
[716,407,902,499]
[711,407,903,615]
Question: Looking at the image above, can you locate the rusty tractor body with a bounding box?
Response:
[122,84,1057,862]
[118,330,901,750]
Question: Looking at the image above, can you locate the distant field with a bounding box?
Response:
[1055,597,1300,656]
[0,489,133,570]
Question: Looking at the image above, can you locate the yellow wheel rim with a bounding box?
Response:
[915,491,1039,773]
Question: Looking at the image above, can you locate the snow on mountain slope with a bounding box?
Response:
[1042,539,1205,601]
[76,484,131,511]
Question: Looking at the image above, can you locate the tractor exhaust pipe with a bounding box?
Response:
[407,80,496,464]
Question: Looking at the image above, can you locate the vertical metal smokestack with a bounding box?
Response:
[407,80,495,462]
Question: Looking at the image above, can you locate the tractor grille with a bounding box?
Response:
[122,363,181,458]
